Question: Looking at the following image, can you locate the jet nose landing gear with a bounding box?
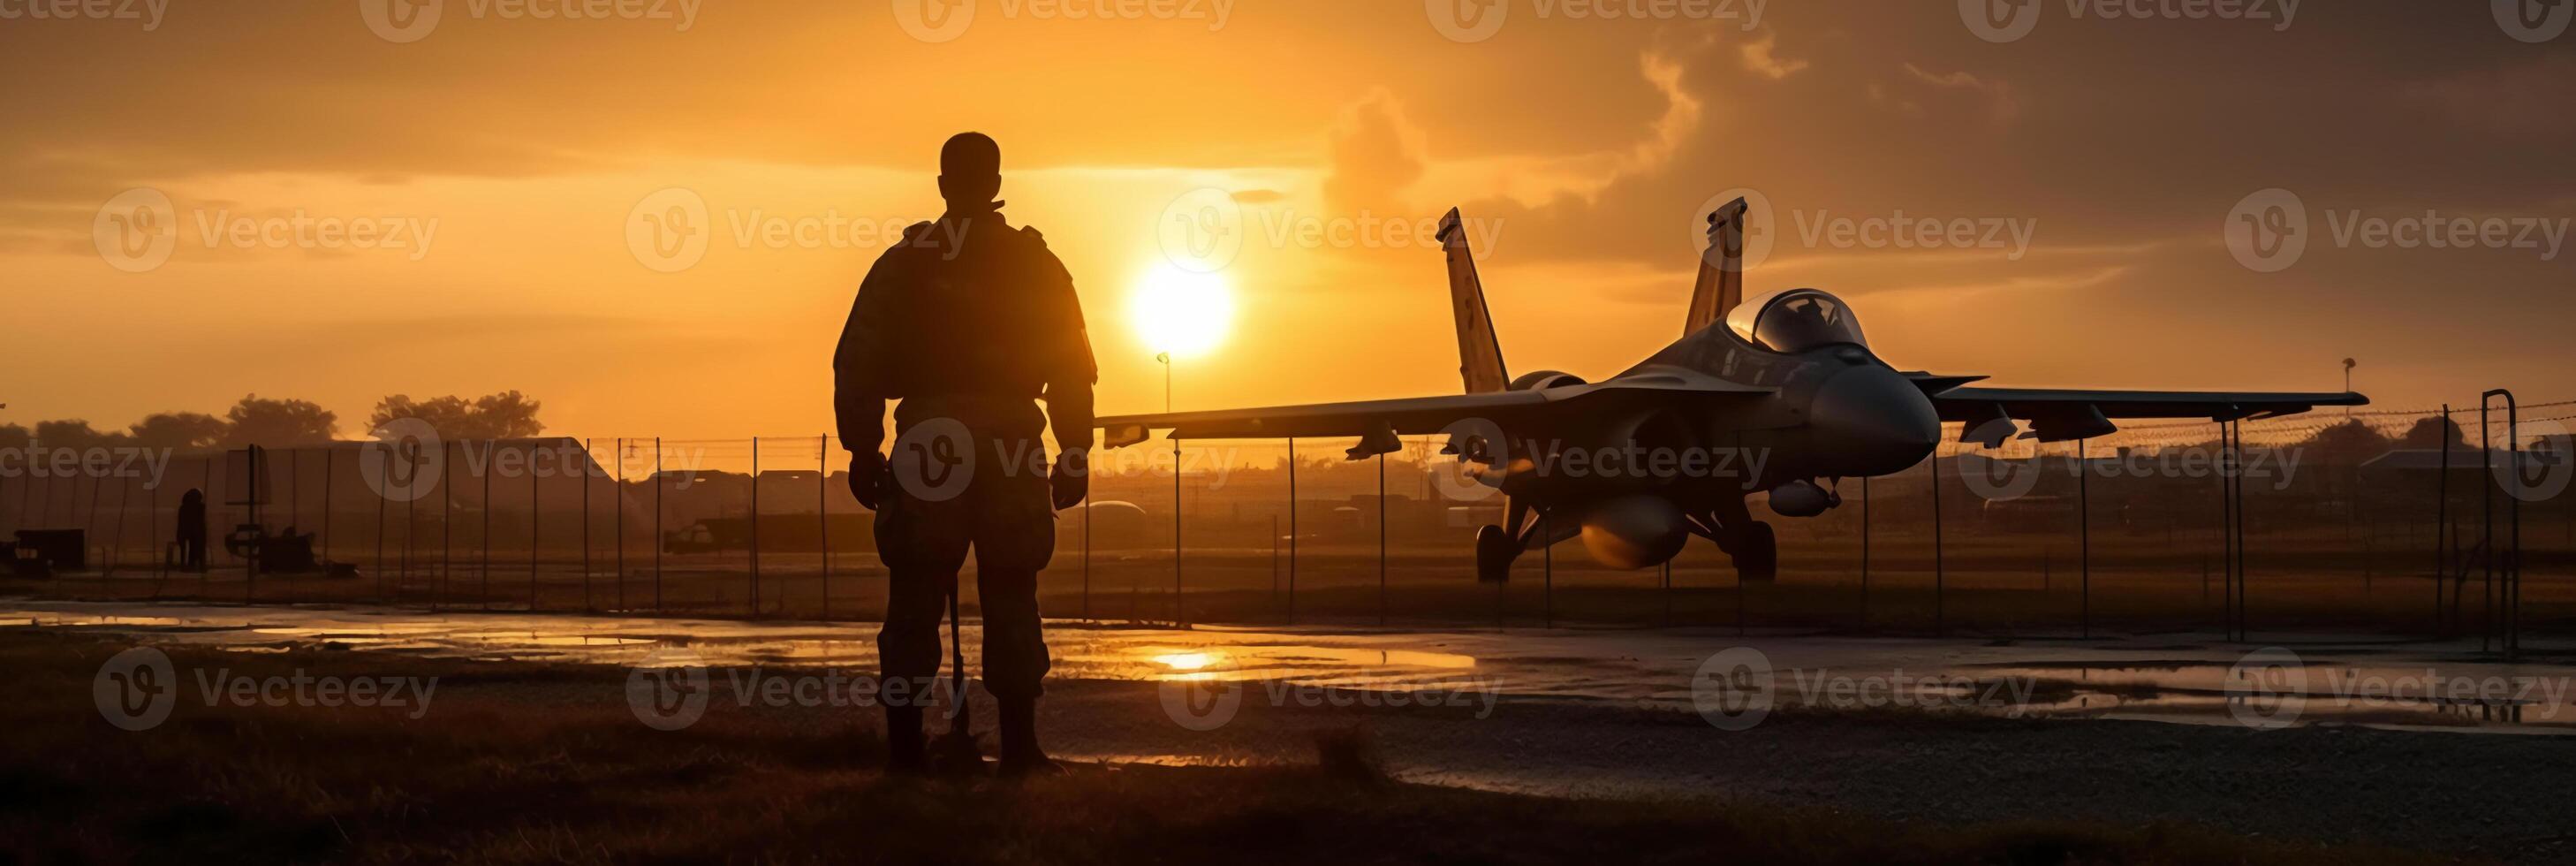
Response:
[1475,524,1517,584]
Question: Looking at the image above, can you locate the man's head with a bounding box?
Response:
[937,133,1003,213]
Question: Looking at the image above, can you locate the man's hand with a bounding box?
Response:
[848,452,890,510]
[1049,448,1088,511]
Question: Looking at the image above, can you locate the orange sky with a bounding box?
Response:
[5,2,2572,439]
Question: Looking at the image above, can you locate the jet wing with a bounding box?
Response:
[1099,373,1773,449]
[1931,385,2369,444]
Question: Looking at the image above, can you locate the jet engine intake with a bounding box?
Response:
[1510,370,1587,391]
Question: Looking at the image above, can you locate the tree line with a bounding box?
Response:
[0,391,544,451]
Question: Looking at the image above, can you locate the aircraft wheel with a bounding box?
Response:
[1474,524,1515,584]
[1731,520,1777,583]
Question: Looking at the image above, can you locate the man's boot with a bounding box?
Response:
[884,704,928,776]
[995,695,1063,778]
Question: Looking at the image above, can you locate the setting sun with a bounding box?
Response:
[1130,263,1234,360]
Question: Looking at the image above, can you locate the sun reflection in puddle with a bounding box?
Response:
[14,598,2576,734]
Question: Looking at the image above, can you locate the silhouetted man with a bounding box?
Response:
[837,132,1095,777]
[176,489,207,572]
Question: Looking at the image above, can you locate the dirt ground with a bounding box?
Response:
[10,626,2572,862]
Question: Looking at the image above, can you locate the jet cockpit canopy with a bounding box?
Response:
[1727,288,1868,353]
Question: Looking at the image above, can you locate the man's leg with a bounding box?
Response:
[970,464,1057,775]
[875,494,970,774]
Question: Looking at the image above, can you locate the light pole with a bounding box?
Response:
[1160,351,1182,627]
[2342,358,2356,417]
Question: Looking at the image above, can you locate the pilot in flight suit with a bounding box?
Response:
[835,132,1095,777]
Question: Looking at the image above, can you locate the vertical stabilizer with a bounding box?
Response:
[1685,196,1750,337]
[1438,208,1511,393]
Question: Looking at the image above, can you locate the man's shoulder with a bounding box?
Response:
[895,220,943,252]
[1011,224,1072,281]
[866,221,943,268]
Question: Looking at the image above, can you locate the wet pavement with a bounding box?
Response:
[10,596,2576,733]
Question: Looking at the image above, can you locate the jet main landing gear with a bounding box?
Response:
[1716,520,1777,582]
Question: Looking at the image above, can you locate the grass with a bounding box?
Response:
[0,630,2453,864]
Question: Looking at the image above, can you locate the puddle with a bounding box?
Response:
[7,597,2574,734]
[1975,659,2576,729]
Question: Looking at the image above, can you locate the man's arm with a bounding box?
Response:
[835,234,920,458]
[1025,232,1096,510]
[1034,247,1096,452]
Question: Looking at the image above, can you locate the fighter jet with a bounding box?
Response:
[1098,199,2366,582]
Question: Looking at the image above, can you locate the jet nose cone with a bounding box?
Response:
[1812,366,1942,475]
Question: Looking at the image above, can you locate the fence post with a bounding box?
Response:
[582,437,593,613]
[2236,421,2247,641]
[615,437,625,612]
[1542,511,1553,629]
[2079,437,2091,640]
[750,436,761,618]
[200,458,212,594]
[2230,420,2249,642]
[321,449,333,566]
[2216,421,2231,637]
[2435,406,2449,636]
[441,441,453,609]
[280,450,295,595]
[85,473,102,574]
[655,437,663,613]
[1860,474,1870,627]
[1082,471,1092,621]
[110,473,132,578]
[1287,437,1297,626]
[820,434,830,621]
[1931,445,1946,637]
[529,440,541,612]
[481,441,493,612]
[148,470,163,589]
[401,474,413,605]
[1378,451,1388,627]
[376,455,389,602]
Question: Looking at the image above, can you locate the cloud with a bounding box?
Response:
[1416,47,1709,212]
[1899,63,2019,125]
[1322,90,1430,215]
[2399,55,2576,139]
[1739,34,1808,80]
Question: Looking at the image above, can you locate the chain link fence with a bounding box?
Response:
[3,399,2567,644]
